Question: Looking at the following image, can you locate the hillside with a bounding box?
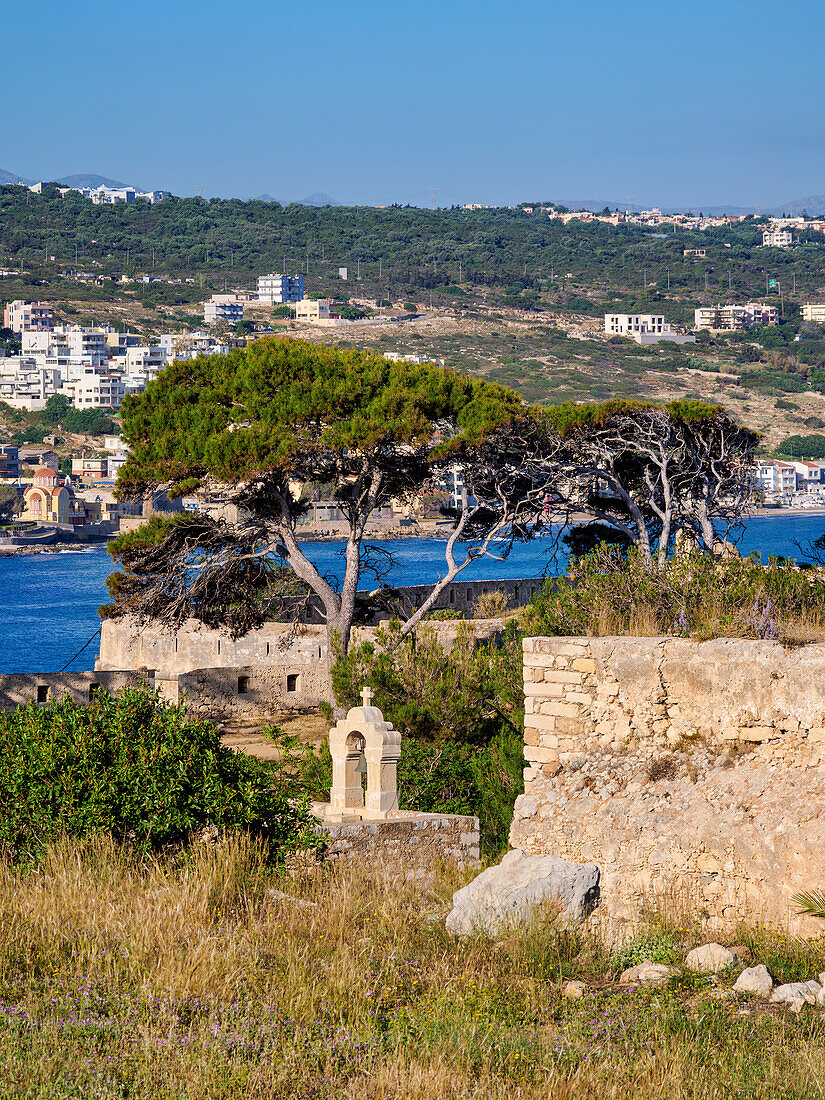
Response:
[4,185,825,447]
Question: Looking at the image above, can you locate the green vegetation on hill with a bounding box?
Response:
[3,186,825,307]
[777,433,825,458]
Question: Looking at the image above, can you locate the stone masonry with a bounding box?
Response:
[511,637,825,940]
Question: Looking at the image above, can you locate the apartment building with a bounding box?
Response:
[755,460,799,498]
[604,314,667,336]
[603,314,695,345]
[113,345,167,380]
[295,298,332,323]
[762,228,793,248]
[64,368,126,410]
[694,303,778,330]
[256,273,305,304]
[791,461,825,492]
[203,295,244,325]
[0,359,62,411]
[802,303,825,324]
[3,300,52,333]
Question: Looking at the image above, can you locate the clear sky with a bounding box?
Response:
[5,0,825,209]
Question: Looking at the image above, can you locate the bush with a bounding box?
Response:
[520,546,825,642]
[0,688,317,862]
[473,590,510,618]
[328,619,525,854]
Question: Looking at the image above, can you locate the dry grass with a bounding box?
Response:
[2,836,825,1099]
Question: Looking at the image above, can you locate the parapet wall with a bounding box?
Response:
[0,670,146,711]
[314,808,480,870]
[97,616,508,715]
[510,637,825,939]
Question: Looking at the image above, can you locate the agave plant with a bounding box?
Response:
[792,891,825,920]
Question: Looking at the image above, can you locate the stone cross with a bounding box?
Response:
[361,686,374,708]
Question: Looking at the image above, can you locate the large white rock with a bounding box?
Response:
[771,981,821,1013]
[733,964,774,997]
[445,849,600,936]
[620,961,677,985]
[685,943,735,973]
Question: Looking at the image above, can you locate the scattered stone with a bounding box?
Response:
[563,980,588,1000]
[268,888,319,911]
[619,960,678,985]
[733,964,774,998]
[445,849,600,936]
[771,981,821,1012]
[729,944,753,962]
[685,943,735,973]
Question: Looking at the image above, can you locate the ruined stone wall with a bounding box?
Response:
[510,637,825,940]
[0,670,146,711]
[176,664,326,718]
[97,616,507,716]
[316,811,480,870]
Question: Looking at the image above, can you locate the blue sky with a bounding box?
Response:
[5,0,825,208]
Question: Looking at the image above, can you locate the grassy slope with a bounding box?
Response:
[4,834,824,1100]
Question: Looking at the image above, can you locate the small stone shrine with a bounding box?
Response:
[311,688,480,867]
[327,687,401,819]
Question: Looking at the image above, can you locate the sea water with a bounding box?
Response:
[0,512,822,674]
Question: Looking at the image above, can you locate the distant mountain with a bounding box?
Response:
[765,195,825,216]
[0,168,35,186]
[253,192,279,202]
[55,173,131,189]
[294,192,341,207]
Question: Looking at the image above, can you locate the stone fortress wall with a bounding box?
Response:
[94,589,522,716]
[0,670,146,711]
[510,636,825,939]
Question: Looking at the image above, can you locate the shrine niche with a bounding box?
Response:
[328,687,402,818]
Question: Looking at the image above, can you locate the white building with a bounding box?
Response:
[0,358,62,411]
[762,228,793,248]
[64,368,126,410]
[204,295,244,325]
[802,303,825,324]
[604,314,667,336]
[119,345,167,379]
[694,303,778,330]
[256,274,304,304]
[603,314,695,345]
[755,460,798,498]
[789,461,825,493]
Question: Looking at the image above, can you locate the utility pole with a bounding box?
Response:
[459,259,462,283]
[667,267,670,291]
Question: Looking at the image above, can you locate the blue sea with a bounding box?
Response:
[0,512,823,674]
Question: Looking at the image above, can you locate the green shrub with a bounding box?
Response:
[613,933,683,973]
[0,688,317,861]
[520,546,825,642]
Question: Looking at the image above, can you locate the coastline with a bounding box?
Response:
[1,507,823,558]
